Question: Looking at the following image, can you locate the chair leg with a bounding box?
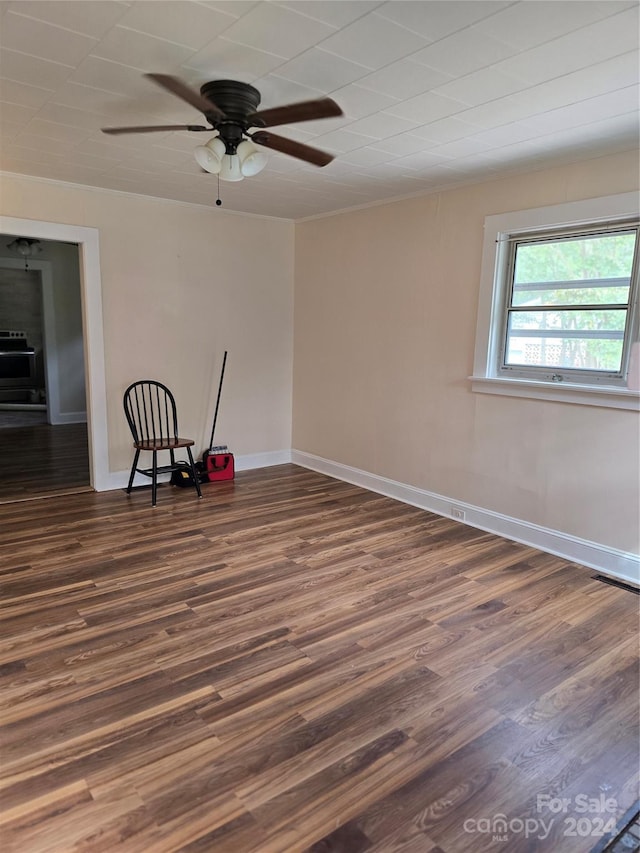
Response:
[151,450,158,507]
[186,447,202,498]
[126,449,140,494]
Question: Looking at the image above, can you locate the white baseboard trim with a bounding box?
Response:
[291,450,640,588]
[51,411,87,425]
[100,449,292,492]
[235,449,292,472]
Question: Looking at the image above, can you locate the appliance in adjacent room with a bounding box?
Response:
[0,330,37,402]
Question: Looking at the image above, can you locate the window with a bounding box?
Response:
[500,226,638,384]
[472,193,640,410]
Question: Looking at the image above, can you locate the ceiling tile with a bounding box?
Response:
[474,1,633,51]
[91,25,194,69]
[407,115,485,144]
[455,94,538,128]
[492,6,640,85]
[357,58,453,99]
[219,3,335,58]
[522,85,640,136]
[252,74,327,107]
[0,77,54,108]
[426,135,493,159]
[273,48,371,92]
[6,1,128,38]
[155,129,216,154]
[410,25,519,77]
[25,162,107,182]
[67,150,123,169]
[375,1,512,41]
[519,51,640,114]
[391,148,456,170]
[2,145,66,165]
[68,56,166,98]
[49,81,138,115]
[24,117,93,142]
[182,38,286,79]
[368,133,431,156]
[338,146,395,167]
[466,121,545,149]
[275,1,382,28]
[8,132,74,155]
[329,83,399,120]
[0,47,73,89]
[523,112,639,155]
[1,11,97,66]
[36,102,112,130]
[386,90,468,124]
[309,127,374,153]
[432,67,527,107]
[197,2,260,17]
[0,100,35,124]
[317,12,429,70]
[115,1,236,50]
[344,112,421,139]
[0,119,24,140]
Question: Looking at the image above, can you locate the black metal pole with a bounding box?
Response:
[208,350,227,449]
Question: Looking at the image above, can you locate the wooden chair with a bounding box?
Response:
[123,380,202,507]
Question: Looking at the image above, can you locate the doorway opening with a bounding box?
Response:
[0,216,109,501]
[0,239,91,501]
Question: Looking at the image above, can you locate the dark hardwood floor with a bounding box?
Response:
[0,419,90,503]
[0,464,637,852]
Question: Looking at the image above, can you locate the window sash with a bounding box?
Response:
[497,224,639,385]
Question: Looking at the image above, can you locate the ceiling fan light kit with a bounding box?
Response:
[194,137,226,174]
[195,137,268,180]
[101,74,342,193]
[219,153,243,182]
[7,238,43,270]
[236,140,268,177]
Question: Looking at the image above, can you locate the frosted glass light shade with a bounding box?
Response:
[194,137,225,173]
[219,154,244,182]
[237,140,268,177]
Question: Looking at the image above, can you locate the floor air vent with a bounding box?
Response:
[592,574,639,595]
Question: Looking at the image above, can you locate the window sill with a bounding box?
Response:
[469,376,640,411]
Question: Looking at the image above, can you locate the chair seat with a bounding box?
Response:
[134,437,195,451]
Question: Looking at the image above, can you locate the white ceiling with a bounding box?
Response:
[0,0,638,220]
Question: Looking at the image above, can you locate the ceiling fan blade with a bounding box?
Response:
[252,131,334,167]
[102,124,209,134]
[249,97,343,128]
[144,73,226,118]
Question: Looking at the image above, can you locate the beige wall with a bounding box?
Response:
[293,150,640,553]
[0,174,294,472]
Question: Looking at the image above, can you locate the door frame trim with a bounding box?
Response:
[0,216,109,491]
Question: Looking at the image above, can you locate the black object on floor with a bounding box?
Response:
[592,575,640,595]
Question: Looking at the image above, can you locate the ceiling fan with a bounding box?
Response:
[101,73,343,179]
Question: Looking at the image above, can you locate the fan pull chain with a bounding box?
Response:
[216,174,222,207]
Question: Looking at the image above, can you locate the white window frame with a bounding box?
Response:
[471,192,640,411]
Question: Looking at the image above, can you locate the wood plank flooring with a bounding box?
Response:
[0,464,638,852]
[0,421,90,503]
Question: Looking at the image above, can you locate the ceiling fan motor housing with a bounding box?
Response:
[200,80,263,152]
